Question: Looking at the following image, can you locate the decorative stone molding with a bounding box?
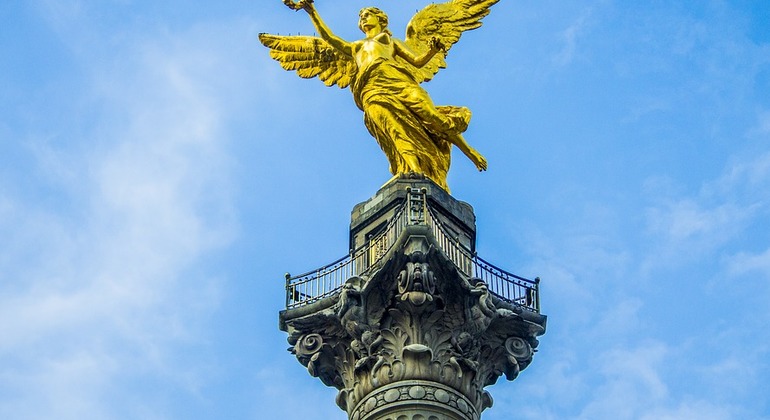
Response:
[350,380,478,420]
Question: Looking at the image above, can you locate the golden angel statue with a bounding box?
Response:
[260,0,498,192]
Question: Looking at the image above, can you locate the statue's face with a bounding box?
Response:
[359,9,385,33]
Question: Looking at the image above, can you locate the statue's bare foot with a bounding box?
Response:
[469,149,488,171]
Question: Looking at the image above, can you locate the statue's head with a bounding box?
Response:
[359,7,390,34]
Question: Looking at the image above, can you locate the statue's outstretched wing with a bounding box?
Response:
[400,0,500,82]
[259,34,356,88]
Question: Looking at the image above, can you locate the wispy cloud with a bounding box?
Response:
[490,88,770,420]
[5,2,770,419]
[552,8,594,67]
[0,11,252,420]
[642,145,770,273]
[645,199,755,249]
[727,248,770,278]
[578,342,669,418]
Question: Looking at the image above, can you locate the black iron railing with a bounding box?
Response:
[284,200,409,309]
[284,188,540,312]
[424,204,540,311]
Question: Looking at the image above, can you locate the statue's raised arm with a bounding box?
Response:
[259,1,499,192]
[258,0,355,88]
[291,0,353,57]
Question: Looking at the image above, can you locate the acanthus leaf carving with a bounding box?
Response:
[281,238,544,418]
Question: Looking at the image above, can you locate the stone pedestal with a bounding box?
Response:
[280,175,547,419]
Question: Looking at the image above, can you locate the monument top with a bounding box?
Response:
[279,182,545,419]
[260,0,500,192]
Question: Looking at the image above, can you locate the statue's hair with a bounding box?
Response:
[359,7,392,35]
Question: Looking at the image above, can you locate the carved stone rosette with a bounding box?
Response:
[280,178,547,419]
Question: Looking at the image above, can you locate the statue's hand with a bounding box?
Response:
[282,0,313,11]
[299,0,314,12]
[282,0,299,10]
[429,37,446,54]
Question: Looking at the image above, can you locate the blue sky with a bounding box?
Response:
[2,0,770,419]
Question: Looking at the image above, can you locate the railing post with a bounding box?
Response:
[406,187,412,225]
[420,187,428,226]
[535,277,541,312]
[316,269,321,303]
[285,272,292,308]
[366,233,372,271]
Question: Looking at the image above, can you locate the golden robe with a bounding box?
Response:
[352,57,469,191]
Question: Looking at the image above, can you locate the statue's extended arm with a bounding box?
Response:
[394,37,444,68]
[297,1,353,57]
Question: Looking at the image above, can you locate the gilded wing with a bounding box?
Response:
[258,34,356,88]
[399,0,500,82]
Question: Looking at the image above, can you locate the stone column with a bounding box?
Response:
[280,176,546,419]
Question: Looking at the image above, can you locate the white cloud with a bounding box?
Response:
[594,297,643,336]
[646,199,754,244]
[254,365,343,419]
[0,14,254,420]
[712,151,770,197]
[639,400,735,420]
[756,111,770,135]
[576,343,668,419]
[642,150,770,272]
[574,342,740,420]
[727,247,770,278]
[552,9,593,67]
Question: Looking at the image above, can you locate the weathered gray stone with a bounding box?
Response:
[280,176,547,419]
